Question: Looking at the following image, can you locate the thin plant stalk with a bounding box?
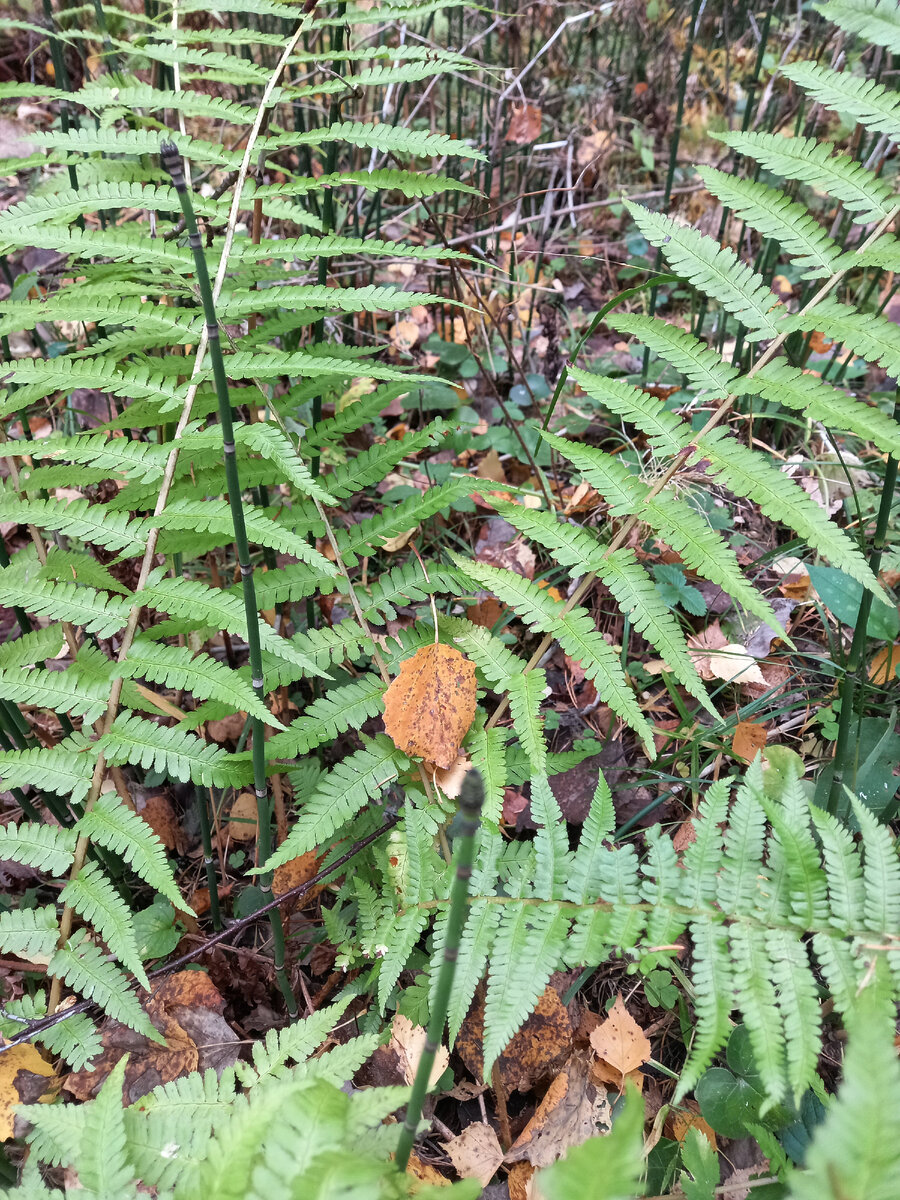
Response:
[826,399,899,815]
[196,787,222,930]
[161,142,296,1014]
[394,769,484,1173]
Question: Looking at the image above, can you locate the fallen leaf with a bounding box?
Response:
[457,986,572,1093]
[429,755,473,799]
[206,712,247,743]
[381,526,418,552]
[444,1123,504,1186]
[506,103,542,145]
[390,1014,449,1089]
[406,1151,450,1185]
[227,792,258,842]
[388,319,420,354]
[137,793,181,852]
[507,1161,535,1200]
[382,644,477,769]
[588,996,651,1090]
[272,850,323,913]
[869,643,900,685]
[0,1042,55,1140]
[669,1104,717,1150]
[576,129,614,169]
[732,721,767,762]
[505,1051,611,1167]
[704,645,767,686]
[476,449,506,483]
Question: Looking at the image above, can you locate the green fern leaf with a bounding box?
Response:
[266,674,385,758]
[40,549,131,596]
[444,898,502,1044]
[0,433,169,484]
[263,735,401,868]
[240,996,354,1086]
[766,928,821,1103]
[468,723,508,826]
[678,779,730,906]
[731,923,787,1107]
[507,670,549,776]
[98,713,247,788]
[697,167,841,279]
[733,361,900,457]
[0,663,109,723]
[565,774,616,904]
[268,119,486,161]
[376,908,430,1012]
[60,861,149,988]
[782,60,900,142]
[808,804,864,929]
[458,556,655,753]
[696,426,883,598]
[0,626,67,669]
[0,746,93,801]
[336,477,476,565]
[0,821,75,874]
[719,762,768,916]
[675,918,734,1100]
[47,936,156,1036]
[323,420,449,500]
[0,993,101,1072]
[114,638,281,728]
[714,130,895,225]
[531,775,570,901]
[853,797,900,935]
[0,905,60,963]
[540,429,778,628]
[0,571,131,637]
[482,902,570,1077]
[608,313,739,397]
[75,791,187,911]
[625,201,780,336]
[568,366,693,454]
[777,298,900,379]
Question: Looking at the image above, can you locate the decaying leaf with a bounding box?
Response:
[0,1041,55,1141]
[732,721,767,762]
[444,1122,504,1186]
[382,643,477,769]
[588,995,651,1091]
[506,103,542,144]
[227,792,258,842]
[457,986,572,1093]
[389,1013,449,1089]
[505,1051,611,1168]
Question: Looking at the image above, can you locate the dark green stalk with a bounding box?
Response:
[161,142,296,1015]
[196,787,222,931]
[395,769,484,1173]
[41,0,82,207]
[640,0,702,384]
[826,398,899,815]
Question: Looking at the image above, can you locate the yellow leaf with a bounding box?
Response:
[0,1041,55,1141]
[382,644,477,769]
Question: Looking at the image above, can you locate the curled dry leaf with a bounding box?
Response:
[382,643,477,769]
[505,1051,611,1168]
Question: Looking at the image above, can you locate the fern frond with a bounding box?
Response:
[731,924,787,1107]
[0,356,184,408]
[507,670,549,777]
[568,366,694,454]
[714,129,895,225]
[852,797,900,935]
[697,167,841,279]
[336,476,475,565]
[0,993,101,1071]
[114,638,280,728]
[782,60,900,142]
[608,314,739,397]
[239,996,354,1086]
[0,626,67,669]
[767,927,821,1102]
[675,918,734,1100]
[458,556,655,754]
[232,422,337,506]
[263,735,401,868]
[0,572,131,637]
[719,761,768,916]
[0,821,75,874]
[0,663,109,723]
[540,430,779,628]
[678,779,730,906]
[695,427,883,597]
[625,201,780,336]
[323,419,449,500]
[60,861,149,987]
[98,713,247,788]
[0,905,61,963]
[265,674,385,758]
[482,901,570,1076]
[259,119,486,161]
[777,298,900,378]
[358,561,469,623]
[808,804,864,929]
[734,361,900,457]
[818,0,900,51]
[0,433,170,485]
[49,934,158,1037]
[0,746,93,801]
[75,790,186,910]
[531,775,570,901]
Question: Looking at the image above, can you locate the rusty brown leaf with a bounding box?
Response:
[732,720,768,763]
[506,103,542,144]
[382,643,477,769]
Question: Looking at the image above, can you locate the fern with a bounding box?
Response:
[59,861,149,988]
[98,713,248,788]
[0,822,75,874]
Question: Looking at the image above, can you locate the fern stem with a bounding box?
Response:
[826,405,899,815]
[196,787,222,930]
[161,141,296,1016]
[394,768,484,1173]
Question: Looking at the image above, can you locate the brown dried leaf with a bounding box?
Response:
[505,1052,612,1167]
[506,103,542,145]
[389,1014,449,1088]
[732,721,767,763]
[227,792,258,842]
[382,644,477,769]
[588,995,651,1088]
[444,1123,504,1186]
[457,986,572,1093]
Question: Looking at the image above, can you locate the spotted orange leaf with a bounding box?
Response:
[382,644,477,769]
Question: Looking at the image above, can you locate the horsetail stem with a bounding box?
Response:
[161,142,296,1014]
[394,768,484,1173]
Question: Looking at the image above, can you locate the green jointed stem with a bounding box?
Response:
[161,142,296,1015]
[827,395,900,815]
[395,769,484,1174]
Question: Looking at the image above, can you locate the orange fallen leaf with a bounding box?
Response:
[227,792,258,842]
[869,643,900,686]
[669,1105,717,1150]
[382,643,477,769]
[506,103,542,145]
[588,995,651,1090]
[732,720,767,762]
